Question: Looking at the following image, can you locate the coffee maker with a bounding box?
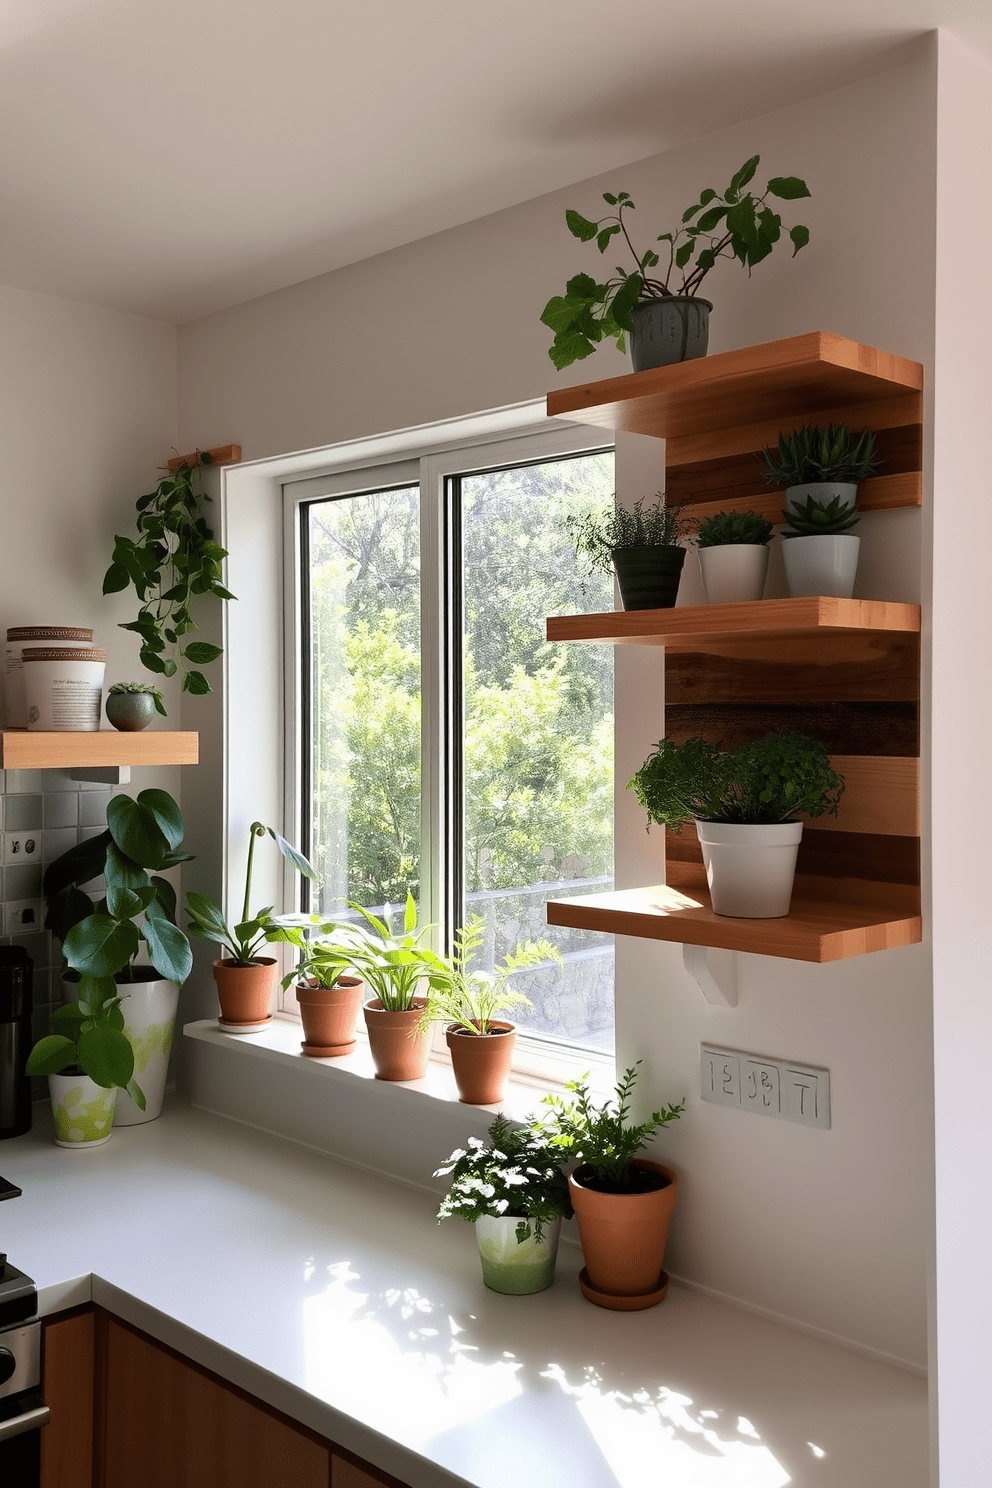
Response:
[0,948,33,1140]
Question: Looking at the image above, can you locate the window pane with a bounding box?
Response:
[306,485,420,914]
[461,452,615,1053]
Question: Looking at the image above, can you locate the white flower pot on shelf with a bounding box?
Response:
[697,545,769,604]
[784,482,858,510]
[782,534,860,599]
[48,1073,116,1148]
[695,819,804,918]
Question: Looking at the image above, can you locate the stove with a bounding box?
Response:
[0,1182,50,1482]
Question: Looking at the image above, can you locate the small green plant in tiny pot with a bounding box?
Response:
[628,731,844,918]
[566,495,687,610]
[435,1113,573,1295]
[542,1063,684,1307]
[764,423,879,512]
[186,821,316,1027]
[105,682,166,732]
[542,155,811,372]
[27,977,141,1147]
[780,493,861,599]
[271,918,366,1056]
[694,510,774,605]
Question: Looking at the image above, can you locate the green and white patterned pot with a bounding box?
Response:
[49,1072,116,1148]
[113,974,180,1125]
[475,1216,561,1295]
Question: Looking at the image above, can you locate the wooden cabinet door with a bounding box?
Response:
[100,1316,329,1488]
[41,1310,95,1488]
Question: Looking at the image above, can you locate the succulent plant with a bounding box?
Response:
[696,510,774,548]
[764,424,879,487]
[781,495,860,538]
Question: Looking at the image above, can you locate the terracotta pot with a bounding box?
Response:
[568,1158,679,1303]
[363,997,430,1081]
[446,1021,516,1104]
[296,975,364,1056]
[212,958,278,1024]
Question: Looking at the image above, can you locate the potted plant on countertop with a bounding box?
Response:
[419,917,560,1105]
[269,918,365,1058]
[105,682,167,732]
[42,788,193,1127]
[694,510,774,604]
[542,155,811,372]
[25,978,143,1148]
[542,1064,685,1311]
[628,731,844,918]
[435,1113,573,1295]
[567,495,688,611]
[185,822,317,1031]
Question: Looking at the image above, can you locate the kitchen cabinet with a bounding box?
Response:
[39,1309,94,1488]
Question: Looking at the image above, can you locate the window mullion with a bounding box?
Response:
[419,455,460,952]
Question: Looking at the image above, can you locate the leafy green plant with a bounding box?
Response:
[781,494,860,538]
[268,920,356,992]
[763,425,879,487]
[103,456,235,704]
[418,916,559,1035]
[186,822,316,966]
[434,1113,572,1242]
[542,1063,684,1193]
[695,510,774,548]
[628,731,844,831]
[542,155,811,369]
[44,789,194,987]
[107,681,167,716]
[26,977,145,1108]
[279,892,450,1011]
[566,495,686,579]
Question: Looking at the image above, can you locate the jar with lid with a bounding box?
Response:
[5,626,93,728]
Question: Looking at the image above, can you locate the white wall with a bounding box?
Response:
[177,55,936,1371]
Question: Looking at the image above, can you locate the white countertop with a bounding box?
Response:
[0,1100,928,1488]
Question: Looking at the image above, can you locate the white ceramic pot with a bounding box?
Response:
[695,819,804,918]
[474,1215,561,1295]
[697,545,769,604]
[23,646,107,731]
[784,482,858,510]
[113,975,180,1125]
[782,534,860,599]
[5,626,93,728]
[48,1072,116,1148]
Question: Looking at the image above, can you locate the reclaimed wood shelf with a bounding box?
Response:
[0,731,199,770]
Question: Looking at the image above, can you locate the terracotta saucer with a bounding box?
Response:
[578,1267,670,1312]
[301,1039,356,1058]
[218,1014,273,1035]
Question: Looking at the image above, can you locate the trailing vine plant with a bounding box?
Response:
[103,454,235,703]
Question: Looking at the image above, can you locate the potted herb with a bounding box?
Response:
[567,495,687,610]
[542,1064,684,1310]
[419,917,559,1105]
[694,510,774,604]
[270,918,365,1057]
[185,822,316,1029]
[41,789,193,1126]
[105,682,167,732]
[764,423,879,511]
[25,978,143,1148]
[628,731,844,918]
[434,1114,573,1295]
[542,155,811,372]
[779,494,861,599]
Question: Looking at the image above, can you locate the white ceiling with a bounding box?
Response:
[1,0,988,324]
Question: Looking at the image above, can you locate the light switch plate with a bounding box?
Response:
[701,1045,830,1129]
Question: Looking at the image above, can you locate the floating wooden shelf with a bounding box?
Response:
[547,597,921,651]
[166,444,241,473]
[0,732,198,770]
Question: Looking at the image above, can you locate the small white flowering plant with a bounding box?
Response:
[434,1113,572,1244]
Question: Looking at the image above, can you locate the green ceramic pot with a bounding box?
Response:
[475,1216,561,1294]
[106,691,157,731]
[612,545,686,610]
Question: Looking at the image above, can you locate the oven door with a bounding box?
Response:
[0,1320,49,1486]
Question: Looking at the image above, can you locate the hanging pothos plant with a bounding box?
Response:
[103,454,235,702]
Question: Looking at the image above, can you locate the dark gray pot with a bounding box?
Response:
[106,692,157,732]
[629,296,712,372]
[612,546,686,610]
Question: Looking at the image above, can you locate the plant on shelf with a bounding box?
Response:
[541,1064,684,1309]
[105,681,167,733]
[695,511,773,549]
[41,788,195,1128]
[26,978,143,1149]
[103,454,235,706]
[780,492,862,600]
[542,155,811,371]
[763,424,879,490]
[694,509,775,605]
[566,494,688,611]
[628,731,844,918]
[434,1113,573,1295]
[419,916,560,1105]
[185,822,316,1028]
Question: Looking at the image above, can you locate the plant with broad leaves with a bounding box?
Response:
[282,892,450,1011]
[695,510,774,548]
[418,915,560,1036]
[764,424,878,488]
[26,976,145,1109]
[781,495,860,538]
[542,155,811,369]
[186,821,317,966]
[541,1063,684,1193]
[434,1113,572,1242]
[628,730,844,831]
[103,455,235,704]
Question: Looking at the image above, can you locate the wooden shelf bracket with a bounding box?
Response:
[683,944,739,1007]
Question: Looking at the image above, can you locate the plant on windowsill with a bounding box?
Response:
[566,494,688,611]
[694,510,775,605]
[542,1063,685,1310]
[541,154,811,372]
[418,916,560,1105]
[628,731,844,919]
[267,923,365,1058]
[185,822,316,1030]
[40,788,194,1129]
[434,1113,573,1295]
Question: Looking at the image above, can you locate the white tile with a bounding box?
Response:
[5,794,42,830]
[6,899,44,933]
[5,769,43,793]
[78,792,111,827]
[43,828,78,863]
[43,793,77,829]
[5,862,42,900]
[42,770,80,793]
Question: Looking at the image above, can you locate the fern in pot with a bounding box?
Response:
[628,731,844,917]
[694,510,774,605]
[567,495,687,611]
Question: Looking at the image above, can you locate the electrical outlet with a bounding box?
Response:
[3,833,39,866]
[701,1045,830,1129]
[6,899,43,933]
